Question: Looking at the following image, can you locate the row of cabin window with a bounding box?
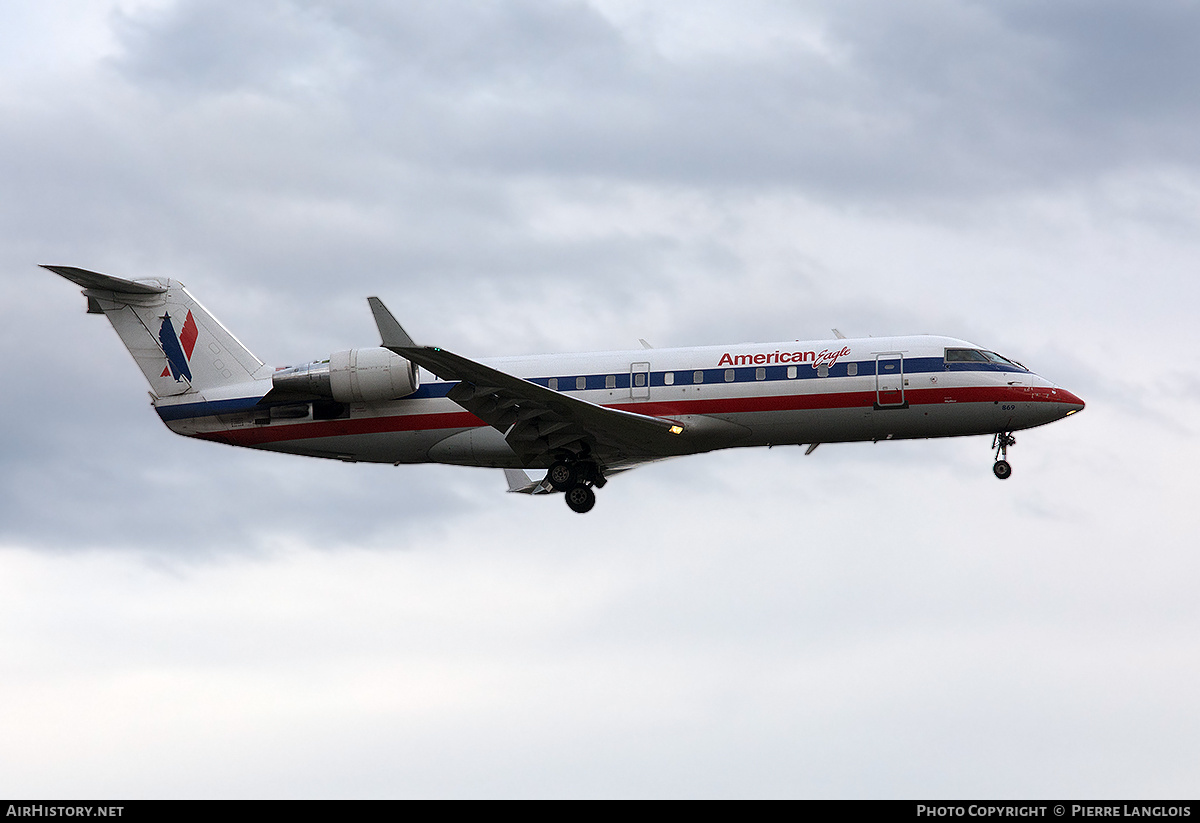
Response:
[544,362,858,391]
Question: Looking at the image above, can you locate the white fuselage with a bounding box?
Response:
[152,334,1084,470]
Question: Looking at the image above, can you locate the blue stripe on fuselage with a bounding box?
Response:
[154,357,1028,421]
[156,396,263,421]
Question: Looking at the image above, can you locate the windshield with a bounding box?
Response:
[980,350,1026,369]
[944,348,989,362]
[944,348,1027,370]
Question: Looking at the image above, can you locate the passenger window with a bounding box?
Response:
[664,372,674,386]
[605,375,616,389]
[634,373,646,387]
[548,378,558,391]
[724,369,735,382]
[576,376,586,390]
[787,366,797,379]
[817,365,829,377]
[755,367,765,380]
[694,371,704,384]
[847,363,857,376]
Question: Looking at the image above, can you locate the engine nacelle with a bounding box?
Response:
[272,347,419,402]
[329,348,419,402]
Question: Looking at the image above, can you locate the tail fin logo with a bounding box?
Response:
[159,310,198,382]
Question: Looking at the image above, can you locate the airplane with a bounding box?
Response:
[46,265,1085,513]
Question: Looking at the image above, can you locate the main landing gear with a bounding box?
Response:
[547,457,605,514]
[564,484,596,514]
[992,432,1016,480]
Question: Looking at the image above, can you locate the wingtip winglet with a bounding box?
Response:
[367,296,417,349]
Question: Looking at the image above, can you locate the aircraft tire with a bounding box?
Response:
[993,460,1012,480]
[565,484,596,514]
[548,461,576,491]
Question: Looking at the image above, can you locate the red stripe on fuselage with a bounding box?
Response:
[191,384,1078,446]
[608,384,1077,417]
[197,410,486,446]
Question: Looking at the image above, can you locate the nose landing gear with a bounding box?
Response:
[992,432,1016,480]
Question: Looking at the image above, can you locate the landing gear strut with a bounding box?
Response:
[546,457,604,513]
[992,432,1015,480]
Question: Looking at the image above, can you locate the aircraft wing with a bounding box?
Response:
[390,343,684,466]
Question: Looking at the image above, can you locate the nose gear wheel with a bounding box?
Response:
[991,432,1016,480]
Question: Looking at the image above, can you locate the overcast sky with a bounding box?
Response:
[2,0,1199,799]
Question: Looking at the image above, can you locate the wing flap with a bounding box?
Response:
[504,468,553,495]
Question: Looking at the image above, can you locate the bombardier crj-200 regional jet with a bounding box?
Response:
[47,265,1085,513]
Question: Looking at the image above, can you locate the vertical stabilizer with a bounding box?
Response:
[44,265,266,397]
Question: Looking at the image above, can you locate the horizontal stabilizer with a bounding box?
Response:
[42,265,166,295]
[45,263,266,396]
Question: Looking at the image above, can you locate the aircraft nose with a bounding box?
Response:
[1055,388,1085,414]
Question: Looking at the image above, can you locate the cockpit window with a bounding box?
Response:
[945,348,1027,369]
[981,350,1025,369]
[945,348,990,362]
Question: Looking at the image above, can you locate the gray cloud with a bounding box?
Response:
[3,0,1199,798]
[98,0,1200,202]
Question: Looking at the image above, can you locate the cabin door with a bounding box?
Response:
[630,361,650,400]
[875,353,906,408]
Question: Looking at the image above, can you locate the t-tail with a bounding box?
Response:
[44,265,269,398]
